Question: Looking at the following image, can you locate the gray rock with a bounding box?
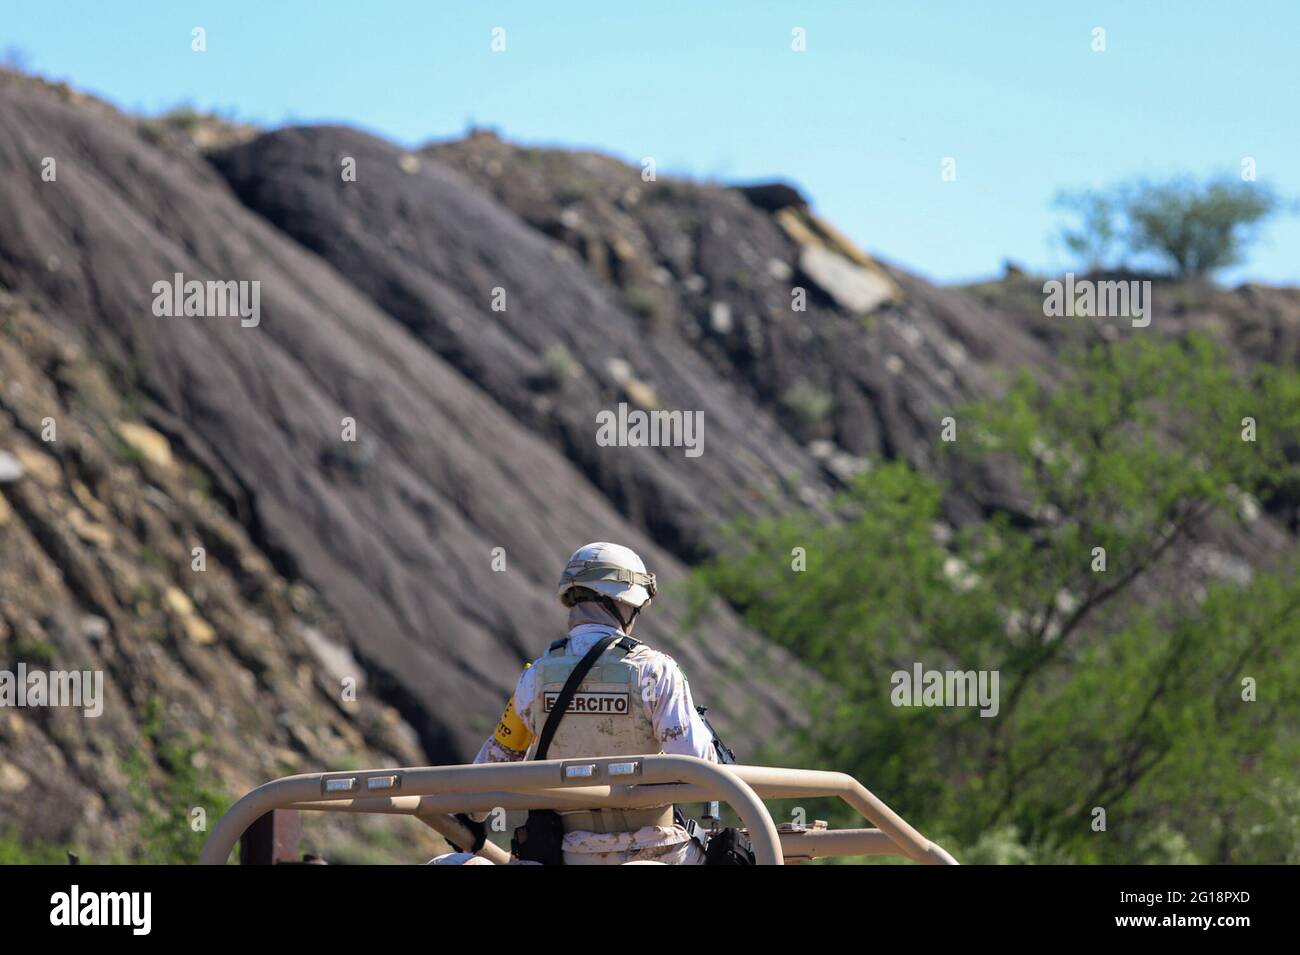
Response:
[79,615,110,641]
[799,244,895,314]
[0,450,23,483]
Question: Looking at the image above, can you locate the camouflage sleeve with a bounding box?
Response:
[642,655,718,762]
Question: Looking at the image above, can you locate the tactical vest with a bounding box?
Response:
[531,635,659,760]
[532,634,672,834]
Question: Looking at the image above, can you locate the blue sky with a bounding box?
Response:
[5,1,1297,285]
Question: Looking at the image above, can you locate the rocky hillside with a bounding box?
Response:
[0,71,810,858]
[425,134,1300,525]
[0,292,430,861]
[1,70,1296,860]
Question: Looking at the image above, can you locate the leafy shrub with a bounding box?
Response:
[780,381,834,429]
[693,337,1300,863]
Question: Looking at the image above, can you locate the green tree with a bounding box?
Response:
[1055,177,1284,279]
[693,336,1300,863]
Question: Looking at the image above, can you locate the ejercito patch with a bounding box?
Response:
[543,691,630,715]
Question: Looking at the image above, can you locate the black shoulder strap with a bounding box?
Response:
[533,634,640,761]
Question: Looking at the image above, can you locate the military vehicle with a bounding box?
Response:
[201,754,959,865]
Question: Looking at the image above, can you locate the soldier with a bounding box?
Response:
[454,542,718,864]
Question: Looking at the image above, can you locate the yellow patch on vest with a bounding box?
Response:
[493,694,532,754]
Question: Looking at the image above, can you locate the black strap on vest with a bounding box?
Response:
[533,634,640,761]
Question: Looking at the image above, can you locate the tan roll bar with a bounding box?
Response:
[200,755,957,866]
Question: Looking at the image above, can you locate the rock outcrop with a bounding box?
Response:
[0,75,805,815]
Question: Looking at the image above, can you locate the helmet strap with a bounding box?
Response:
[567,588,643,632]
[597,594,633,631]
